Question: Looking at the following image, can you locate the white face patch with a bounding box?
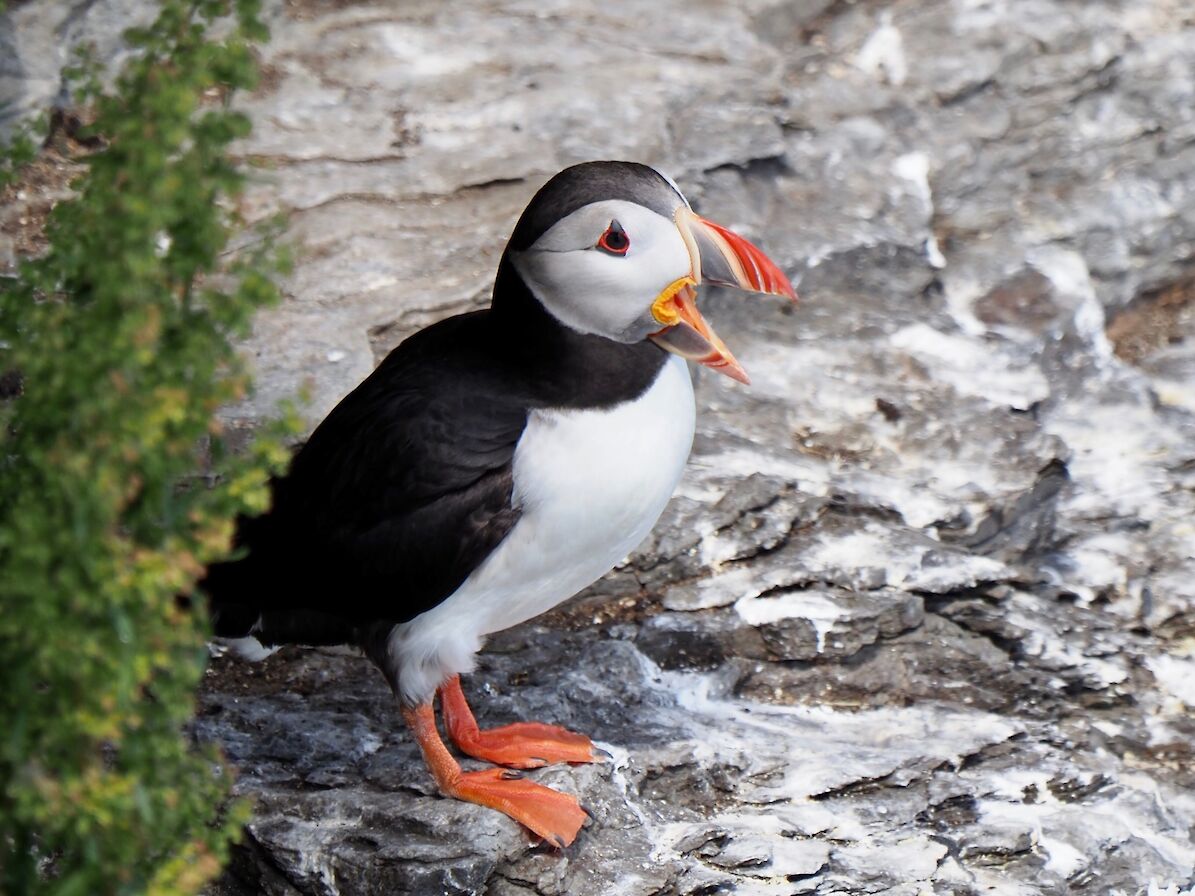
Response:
[510,199,693,342]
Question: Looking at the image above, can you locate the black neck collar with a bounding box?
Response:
[489,255,669,410]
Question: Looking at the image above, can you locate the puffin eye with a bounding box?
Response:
[596,220,630,256]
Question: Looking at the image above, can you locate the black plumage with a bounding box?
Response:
[204,161,687,645]
[202,255,666,645]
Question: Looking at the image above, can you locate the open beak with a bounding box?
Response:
[648,208,797,385]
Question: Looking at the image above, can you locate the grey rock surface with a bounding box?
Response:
[7,0,1195,893]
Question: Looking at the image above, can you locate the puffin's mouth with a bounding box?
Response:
[648,209,796,384]
[649,278,749,384]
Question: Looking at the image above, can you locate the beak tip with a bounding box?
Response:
[722,359,751,385]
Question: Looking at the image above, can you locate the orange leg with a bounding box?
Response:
[402,702,588,847]
[438,675,607,769]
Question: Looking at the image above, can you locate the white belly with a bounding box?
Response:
[388,354,695,704]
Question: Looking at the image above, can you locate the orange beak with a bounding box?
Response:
[648,208,797,384]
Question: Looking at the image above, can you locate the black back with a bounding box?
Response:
[203,163,678,641]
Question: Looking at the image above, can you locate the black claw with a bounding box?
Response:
[594,747,613,761]
[552,834,567,850]
[501,770,524,780]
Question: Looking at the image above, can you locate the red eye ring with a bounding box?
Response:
[597,219,630,256]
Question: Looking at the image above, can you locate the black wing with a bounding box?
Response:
[203,310,529,634]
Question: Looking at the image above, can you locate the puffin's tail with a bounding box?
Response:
[200,554,360,652]
[213,604,359,649]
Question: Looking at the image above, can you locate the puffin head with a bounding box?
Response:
[504,161,797,384]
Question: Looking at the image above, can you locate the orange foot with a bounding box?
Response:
[444,767,588,847]
[402,702,588,846]
[439,675,609,769]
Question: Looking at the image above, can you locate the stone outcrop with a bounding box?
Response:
[4,0,1195,893]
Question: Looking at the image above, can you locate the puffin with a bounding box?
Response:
[202,160,796,847]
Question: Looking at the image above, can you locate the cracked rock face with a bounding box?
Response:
[7,0,1195,893]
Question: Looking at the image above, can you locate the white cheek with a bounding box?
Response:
[514,224,692,339]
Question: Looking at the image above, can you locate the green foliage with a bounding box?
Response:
[0,2,295,893]
[0,126,37,191]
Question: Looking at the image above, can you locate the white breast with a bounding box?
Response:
[388,354,695,704]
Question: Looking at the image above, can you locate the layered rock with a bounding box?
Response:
[5,0,1195,893]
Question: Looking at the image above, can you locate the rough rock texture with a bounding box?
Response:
[6,0,1195,893]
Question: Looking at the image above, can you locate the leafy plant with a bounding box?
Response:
[0,2,294,893]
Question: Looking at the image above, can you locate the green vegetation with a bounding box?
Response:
[0,2,294,893]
